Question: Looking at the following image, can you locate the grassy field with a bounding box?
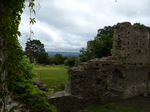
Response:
[32,65,69,90]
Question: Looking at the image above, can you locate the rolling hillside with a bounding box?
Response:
[47,51,81,57]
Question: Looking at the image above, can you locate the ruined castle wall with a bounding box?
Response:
[0,37,8,109]
[66,58,150,100]
[48,22,150,111]
[49,60,150,112]
[65,58,124,100]
[113,22,150,64]
[119,66,150,99]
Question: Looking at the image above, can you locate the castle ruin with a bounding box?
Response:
[48,22,150,112]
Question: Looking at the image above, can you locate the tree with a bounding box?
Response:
[133,23,145,26]
[64,57,76,67]
[53,54,67,65]
[25,39,46,63]
[92,26,114,58]
[37,52,49,64]
[80,25,114,61]
[79,48,90,62]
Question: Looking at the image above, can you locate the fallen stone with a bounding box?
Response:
[34,79,48,92]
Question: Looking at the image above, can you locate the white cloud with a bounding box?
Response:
[19,0,150,52]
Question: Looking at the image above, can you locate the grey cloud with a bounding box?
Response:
[112,0,150,18]
[33,32,53,42]
[19,0,150,52]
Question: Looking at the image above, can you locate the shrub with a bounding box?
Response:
[14,79,57,112]
[64,57,76,67]
[11,56,57,112]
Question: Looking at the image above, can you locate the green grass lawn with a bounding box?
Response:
[32,65,69,89]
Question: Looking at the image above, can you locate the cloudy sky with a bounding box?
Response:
[19,0,150,52]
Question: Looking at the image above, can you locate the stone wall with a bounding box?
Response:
[65,57,150,100]
[0,37,8,110]
[48,22,150,112]
[0,2,9,110]
[113,22,150,64]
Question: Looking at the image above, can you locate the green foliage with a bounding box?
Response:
[53,54,67,65]
[64,57,78,67]
[51,84,65,92]
[79,48,90,62]
[79,26,114,62]
[37,52,50,64]
[5,47,22,89]
[54,54,63,64]
[28,0,36,16]
[74,58,81,67]
[25,39,49,64]
[91,26,114,58]
[1,0,26,92]
[12,56,57,112]
[48,57,56,64]
[15,79,57,112]
[18,55,35,79]
[133,23,145,26]
[29,18,36,24]
[0,1,56,111]
[5,54,34,91]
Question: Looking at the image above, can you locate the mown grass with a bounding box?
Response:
[32,65,69,90]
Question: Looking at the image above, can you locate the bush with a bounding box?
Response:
[12,56,57,112]
[14,79,57,112]
[49,54,68,65]
[37,52,50,64]
[64,57,77,67]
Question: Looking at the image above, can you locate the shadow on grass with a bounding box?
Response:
[75,103,149,112]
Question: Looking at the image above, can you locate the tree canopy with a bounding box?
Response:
[80,25,114,62]
[25,39,49,64]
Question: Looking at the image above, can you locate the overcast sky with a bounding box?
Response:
[19,0,150,52]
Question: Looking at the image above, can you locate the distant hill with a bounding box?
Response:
[47,52,81,58]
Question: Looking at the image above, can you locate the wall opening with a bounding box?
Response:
[112,69,124,90]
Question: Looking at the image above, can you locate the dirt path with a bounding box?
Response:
[114,95,150,111]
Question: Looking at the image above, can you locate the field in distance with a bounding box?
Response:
[47,51,81,57]
[32,65,69,90]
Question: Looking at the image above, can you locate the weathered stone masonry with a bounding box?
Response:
[48,22,150,112]
[113,22,150,64]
